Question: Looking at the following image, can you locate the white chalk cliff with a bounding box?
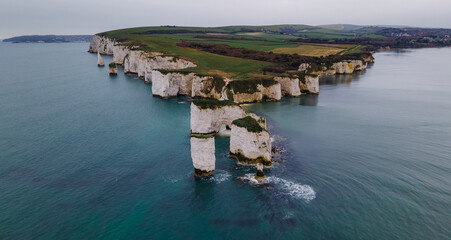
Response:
[89,35,196,79]
[190,103,246,134]
[299,58,374,76]
[274,77,301,96]
[230,120,272,166]
[300,75,319,94]
[90,35,115,55]
[151,71,194,98]
[229,82,282,103]
[191,76,227,100]
[191,136,216,177]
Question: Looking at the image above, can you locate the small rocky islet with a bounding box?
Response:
[88,26,375,181]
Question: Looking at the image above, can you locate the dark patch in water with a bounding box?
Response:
[264,212,297,231]
[210,218,232,226]
[299,94,318,106]
[210,218,260,227]
[52,170,117,190]
[234,218,260,227]
[2,168,46,183]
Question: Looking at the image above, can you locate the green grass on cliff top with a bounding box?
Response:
[105,32,270,79]
[100,25,367,79]
[232,116,264,133]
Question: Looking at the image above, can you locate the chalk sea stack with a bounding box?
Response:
[97,52,104,67]
[108,62,117,75]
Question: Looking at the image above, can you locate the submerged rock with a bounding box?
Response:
[237,173,268,185]
[254,163,266,180]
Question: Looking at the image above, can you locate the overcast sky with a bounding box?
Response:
[1,0,451,39]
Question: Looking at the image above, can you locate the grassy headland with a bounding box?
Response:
[98,25,451,80]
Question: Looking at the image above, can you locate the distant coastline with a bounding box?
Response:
[2,35,92,43]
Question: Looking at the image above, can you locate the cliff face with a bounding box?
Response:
[300,75,319,94]
[300,58,373,76]
[191,136,215,177]
[89,34,196,79]
[229,82,282,103]
[274,77,301,97]
[89,35,115,55]
[151,71,195,98]
[190,103,246,134]
[90,34,323,101]
[124,50,148,76]
[113,45,130,65]
[230,120,272,166]
[191,76,227,100]
[151,69,285,103]
[90,34,378,103]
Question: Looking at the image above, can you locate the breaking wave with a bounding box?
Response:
[211,170,231,183]
[266,176,316,202]
[240,174,316,202]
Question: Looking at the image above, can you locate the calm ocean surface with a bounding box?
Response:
[0,43,450,239]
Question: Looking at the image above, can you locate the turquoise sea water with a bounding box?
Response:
[0,43,450,239]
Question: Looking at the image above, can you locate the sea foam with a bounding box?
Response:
[266,176,316,202]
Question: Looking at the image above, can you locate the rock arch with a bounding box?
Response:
[190,101,272,177]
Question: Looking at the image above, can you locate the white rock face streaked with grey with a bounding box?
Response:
[144,71,152,83]
[123,50,149,77]
[332,61,354,74]
[89,35,115,55]
[89,34,196,78]
[303,59,372,76]
[191,137,216,173]
[230,82,282,103]
[112,45,130,65]
[191,76,226,100]
[274,77,301,96]
[190,103,246,134]
[97,52,104,66]
[300,75,319,94]
[230,124,272,163]
[151,71,195,98]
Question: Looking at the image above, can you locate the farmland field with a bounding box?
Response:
[271,43,354,56]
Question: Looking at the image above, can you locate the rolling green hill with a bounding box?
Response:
[99,25,370,79]
[97,24,451,80]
